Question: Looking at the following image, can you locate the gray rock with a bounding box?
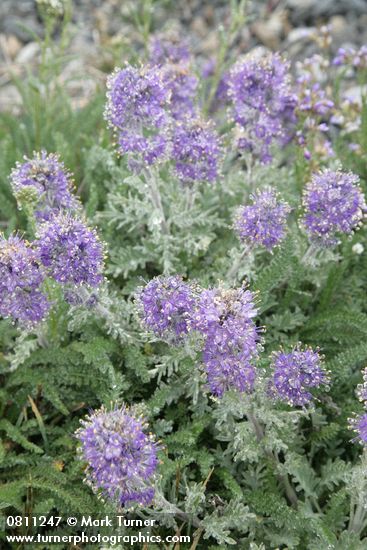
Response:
[286,0,367,22]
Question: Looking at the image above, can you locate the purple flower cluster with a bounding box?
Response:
[294,55,335,160]
[136,275,195,340]
[269,347,328,406]
[234,188,291,251]
[302,169,365,247]
[0,235,50,326]
[172,119,221,184]
[76,405,159,507]
[333,45,367,70]
[3,152,106,326]
[10,151,77,221]
[297,84,334,118]
[137,277,259,397]
[193,287,259,397]
[105,65,171,165]
[296,56,334,117]
[228,53,297,163]
[36,214,104,287]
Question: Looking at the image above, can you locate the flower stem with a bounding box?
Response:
[143,168,169,235]
[348,498,367,535]
[226,245,251,282]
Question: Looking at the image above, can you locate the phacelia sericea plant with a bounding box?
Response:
[10,151,78,221]
[36,213,104,287]
[228,53,297,163]
[234,188,291,251]
[75,405,160,507]
[136,275,196,341]
[269,347,329,406]
[105,65,171,167]
[302,169,366,247]
[0,235,50,326]
[6,19,367,547]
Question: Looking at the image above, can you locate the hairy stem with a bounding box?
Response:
[349,498,367,535]
[143,168,169,235]
[226,245,251,282]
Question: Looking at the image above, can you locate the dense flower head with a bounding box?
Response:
[191,286,259,397]
[10,151,77,221]
[76,405,159,507]
[172,119,222,184]
[105,65,171,165]
[228,53,297,163]
[234,188,291,250]
[202,341,256,397]
[0,235,50,326]
[269,347,328,406]
[349,413,367,445]
[136,275,196,340]
[36,214,104,286]
[302,169,366,247]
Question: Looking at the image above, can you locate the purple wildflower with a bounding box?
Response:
[295,56,334,117]
[36,214,104,286]
[191,286,259,397]
[234,188,291,251]
[10,151,77,221]
[172,119,222,184]
[136,275,196,341]
[76,405,159,507]
[333,45,367,70]
[269,347,328,406]
[105,65,171,165]
[302,169,366,247]
[0,235,50,326]
[349,413,367,445]
[228,53,297,163]
[297,82,334,117]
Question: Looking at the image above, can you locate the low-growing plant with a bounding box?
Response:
[1,2,367,549]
